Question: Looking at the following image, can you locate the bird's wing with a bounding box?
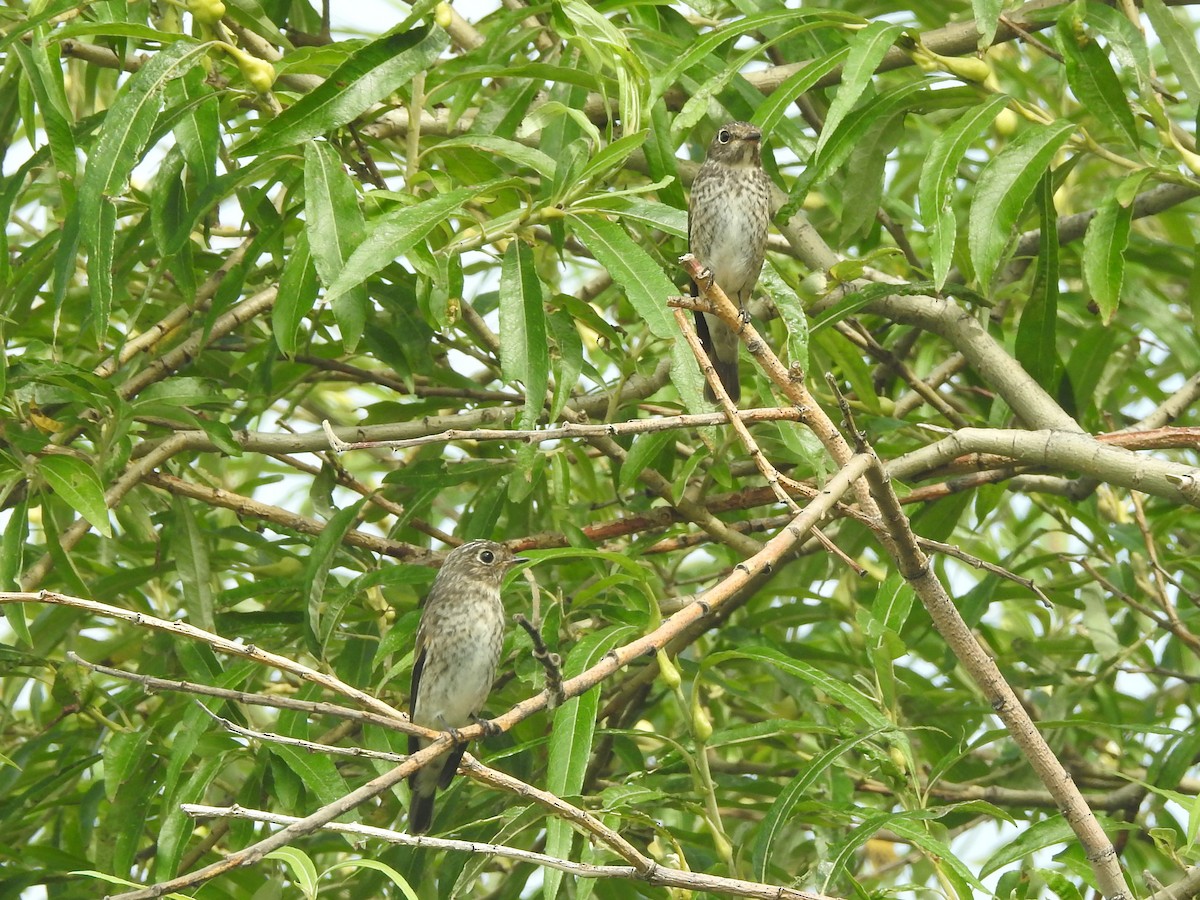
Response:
[408,629,427,758]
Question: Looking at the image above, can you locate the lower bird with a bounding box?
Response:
[407,539,526,834]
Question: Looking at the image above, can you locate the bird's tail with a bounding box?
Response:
[408,786,436,835]
[407,739,468,834]
[693,307,741,401]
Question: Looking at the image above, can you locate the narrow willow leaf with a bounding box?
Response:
[38,455,112,538]
[968,119,1075,288]
[577,129,648,185]
[77,39,210,249]
[980,814,1079,877]
[546,304,584,423]
[651,8,842,101]
[762,263,808,372]
[304,141,367,350]
[753,729,885,882]
[429,135,556,179]
[170,67,220,185]
[1015,174,1059,388]
[799,82,976,204]
[814,21,905,157]
[918,93,1011,289]
[302,499,366,658]
[706,647,892,729]
[171,497,215,633]
[759,53,851,141]
[1082,197,1132,323]
[1065,324,1118,419]
[1143,0,1200,103]
[86,200,117,342]
[817,329,880,414]
[0,499,30,645]
[273,229,318,356]
[1057,10,1139,145]
[499,241,551,443]
[324,185,482,304]
[619,431,673,493]
[236,25,448,157]
[972,0,1002,48]
[543,626,636,900]
[570,214,675,340]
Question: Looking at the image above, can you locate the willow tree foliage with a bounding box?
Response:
[2,1,1199,898]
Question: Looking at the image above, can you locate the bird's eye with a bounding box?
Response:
[717,128,731,143]
[479,549,496,564]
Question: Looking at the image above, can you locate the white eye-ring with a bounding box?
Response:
[717,128,731,143]
[479,549,496,564]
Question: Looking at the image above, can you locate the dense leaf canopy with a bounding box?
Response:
[2,1,1200,898]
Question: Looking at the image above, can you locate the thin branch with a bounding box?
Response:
[322,406,806,452]
[3,592,408,721]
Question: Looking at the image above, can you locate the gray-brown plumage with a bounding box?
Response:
[407,539,525,834]
[688,121,772,402]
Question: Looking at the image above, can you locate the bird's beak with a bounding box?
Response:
[510,557,530,567]
[745,131,762,143]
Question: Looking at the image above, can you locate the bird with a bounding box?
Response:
[407,539,526,834]
[688,121,772,402]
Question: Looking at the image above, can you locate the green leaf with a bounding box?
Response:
[546,304,584,423]
[652,8,846,103]
[753,728,885,881]
[266,742,353,813]
[273,229,319,356]
[0,499,30,645]
[235,25,449,157]
[570,214,675,340]
[817,328,880,414]
[814,21,905,157]
[543,625,637,900]
[705,647,891,729]
[302,499,366,658]
[429,135,556,179]
[1144,0,1200,103]
[972,0,1002,48]
[77,39,210,250]
[762,263,808,372]
[981,814,1080,876]
[85,197,117,342]
[266,847,319,899]
[968,118,1075,288]
[1082,196,1132,323]
[304,141,367,350]
[171,497,216,633]
[918,93,1011,289]
[754,48,849,137]
[1015,174,1059,389]
[37,455,112,538]
[324,184,484,304]
[499,241,551,428]
[799,82,977,204]
[569,213,706,409]
[1057,10,1139,146]
[328,859,419,900]
[619,431,673,493]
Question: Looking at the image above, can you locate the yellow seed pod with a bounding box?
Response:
[240,55,276,93]
[656,649,681,690]
[187,0,226,26]
[691,701,713,742]
[940,54,992,84]
[994,107,1020,137]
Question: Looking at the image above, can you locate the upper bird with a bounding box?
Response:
[407,539,525,834]
[688,121,772,402]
